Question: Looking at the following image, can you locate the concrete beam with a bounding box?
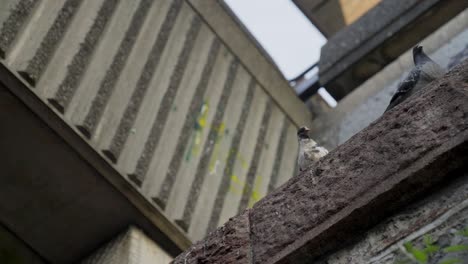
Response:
[0,62,190,263]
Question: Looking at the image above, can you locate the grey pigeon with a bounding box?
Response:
[297,126,328,172]
[385,45,445,112]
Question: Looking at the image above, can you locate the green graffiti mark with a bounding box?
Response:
[228,175,243,194]
[185,101,209,162]
[208,122,226,174]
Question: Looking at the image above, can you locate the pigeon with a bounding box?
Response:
[385,45,445,112]
[297,126,328,172]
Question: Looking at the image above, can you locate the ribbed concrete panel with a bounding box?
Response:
[237,100,273,213]
[35,0,105,97]
[0,0,306,249]
[148,47,233,207]
[162,59,239,220]
[0,0,38,58]
[267,117,291,193]
[6,1,67,70]
[175,65,252,232]
[187,73,255,241]
[66,0,142,122]
[246,106,285,209]
[102,0,187,163]
[209,86,270,233]
[17,0,83,86]
[274,122,299,188]
[125,14,202,183]
[47,0,119,113]
[114,5,199,179]
[141,40,223,208]
[0,1,22,33]
[76,0,156,139]
[125,25,215,187]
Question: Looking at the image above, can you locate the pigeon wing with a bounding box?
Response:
[385,67,421,112]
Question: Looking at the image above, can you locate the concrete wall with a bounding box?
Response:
[81,226,173,264]
[0,0,306,245]
[310,9,468,150]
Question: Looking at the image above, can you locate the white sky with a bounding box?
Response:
[224,0,326,80]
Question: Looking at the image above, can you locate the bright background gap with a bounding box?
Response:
[223,0,326,81]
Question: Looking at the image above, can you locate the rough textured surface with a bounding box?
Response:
[207,78,256,233]
[237,100,272,214]
[141,39,220,191]
[172,209,252,264]
[177,60,239,229]
[267,117,288,193]
[0,0,38,58]
[49,0,119,113]
[77,0,153,138]
[19,0,82,86]
[103,0,184,163]
[173,60,468,263]
[131,15,201,184]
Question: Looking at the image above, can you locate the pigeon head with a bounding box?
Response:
[413,45,423,56]
[413,45,430,65]
[297,126,310,139]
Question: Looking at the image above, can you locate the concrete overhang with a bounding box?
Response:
[0,63,190,263]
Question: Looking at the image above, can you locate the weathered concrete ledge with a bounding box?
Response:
[173,60,468,263]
